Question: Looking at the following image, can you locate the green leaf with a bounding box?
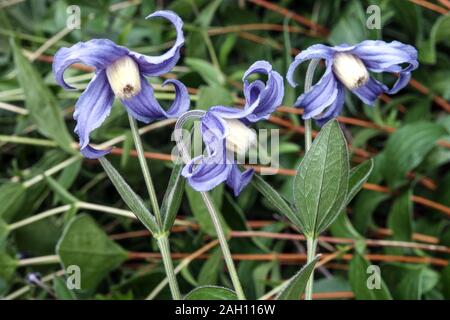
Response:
[99,157,160,235]
[161,163,185,233]
[330,212,363,240]
[418,14,450,64]
[45,175,79,204]
[294,120,349,238]
[53,276,77,300]
[349,252,392,300]
[0,218,9,249]
[57,215,128,290]
[197,248,223,286]
[184,286,238,300]
[11,40,74,153]
[196,0,222,27]
[329,0,374,45]
[251,174,301,229]
[387,189,413,241]
[196,85,233,110]
[384,122,446,189]
[442,265,450,299]
[346,159,374,205]
[0,182,26,223]
[276,255,319,300]
[0,252,17,281]
[186,58,225,86]
[185,185,229,237]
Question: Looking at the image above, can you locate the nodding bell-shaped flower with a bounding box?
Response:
[52,10,190,158]
[181,61,284,196]
[287,40,418,126]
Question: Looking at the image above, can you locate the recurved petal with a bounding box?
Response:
[182,155,232,192]
[129,10,184,76]
[226,164,254,196]
[351,40,418,73]
[287,44,334,87]
[295,65,340,119]
[350,40,418,94]
[121,77,190,123]
[53,39,129,89]
[73,70,114,158]
[352,76,388,106]
[315,82,345,126]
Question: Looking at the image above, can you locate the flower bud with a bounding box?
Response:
[224,119,257,156]
[332,53,369,89]
[106,56,141,99]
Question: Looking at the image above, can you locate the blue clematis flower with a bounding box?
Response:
[181,61,284,196]
[287,40,418,125]
[53,10,189,158]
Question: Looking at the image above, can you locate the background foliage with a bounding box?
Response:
[1,0,450,300]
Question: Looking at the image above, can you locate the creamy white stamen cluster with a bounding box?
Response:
[332,52,369,90]
[224,119,257,156]
[106,56,141,99]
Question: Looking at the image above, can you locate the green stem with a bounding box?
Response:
[157,236,182,300]
[128,114,162,226]
[18,255,60,267]
[200,191,246,300]
[304,238,318,300]
[303,58,320,300]
[127,114,181,300]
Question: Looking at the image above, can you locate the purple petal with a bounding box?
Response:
[295,64,340,119]
[53,39,129,90]
[121,77,190,123]
[243,60,284,122]
[201,111,228,154]
[182,155,232,192]
[73,70,114,158]
[352,76,388,105]
[350,40,418,94]
[208,60,284,122]
[226,164,254,196]
[129,10,184,76]
[315,82,345,126]
[287,44,334,87]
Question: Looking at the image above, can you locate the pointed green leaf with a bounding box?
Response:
[251,174,301,228]
[294,120,349,238]
[99,157,160,235]
[0,252,18,281]
[53,276,77,300]
[346,159,374,205]
[349,252,392,300]
[0,182,26,223]
[276,255,319,300]
[11,40,74,153]
[161,163,185,232]
[384,122,446,188]
[57,215,128,290]
[184,286,237,300]
[387,189,413,241]
[185,58,225,86]
[45,175,79,204]
[185,185,229,237]
[0,218,9,249]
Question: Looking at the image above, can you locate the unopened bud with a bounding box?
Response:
[106,56,141,99]
[332,53,369,89]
